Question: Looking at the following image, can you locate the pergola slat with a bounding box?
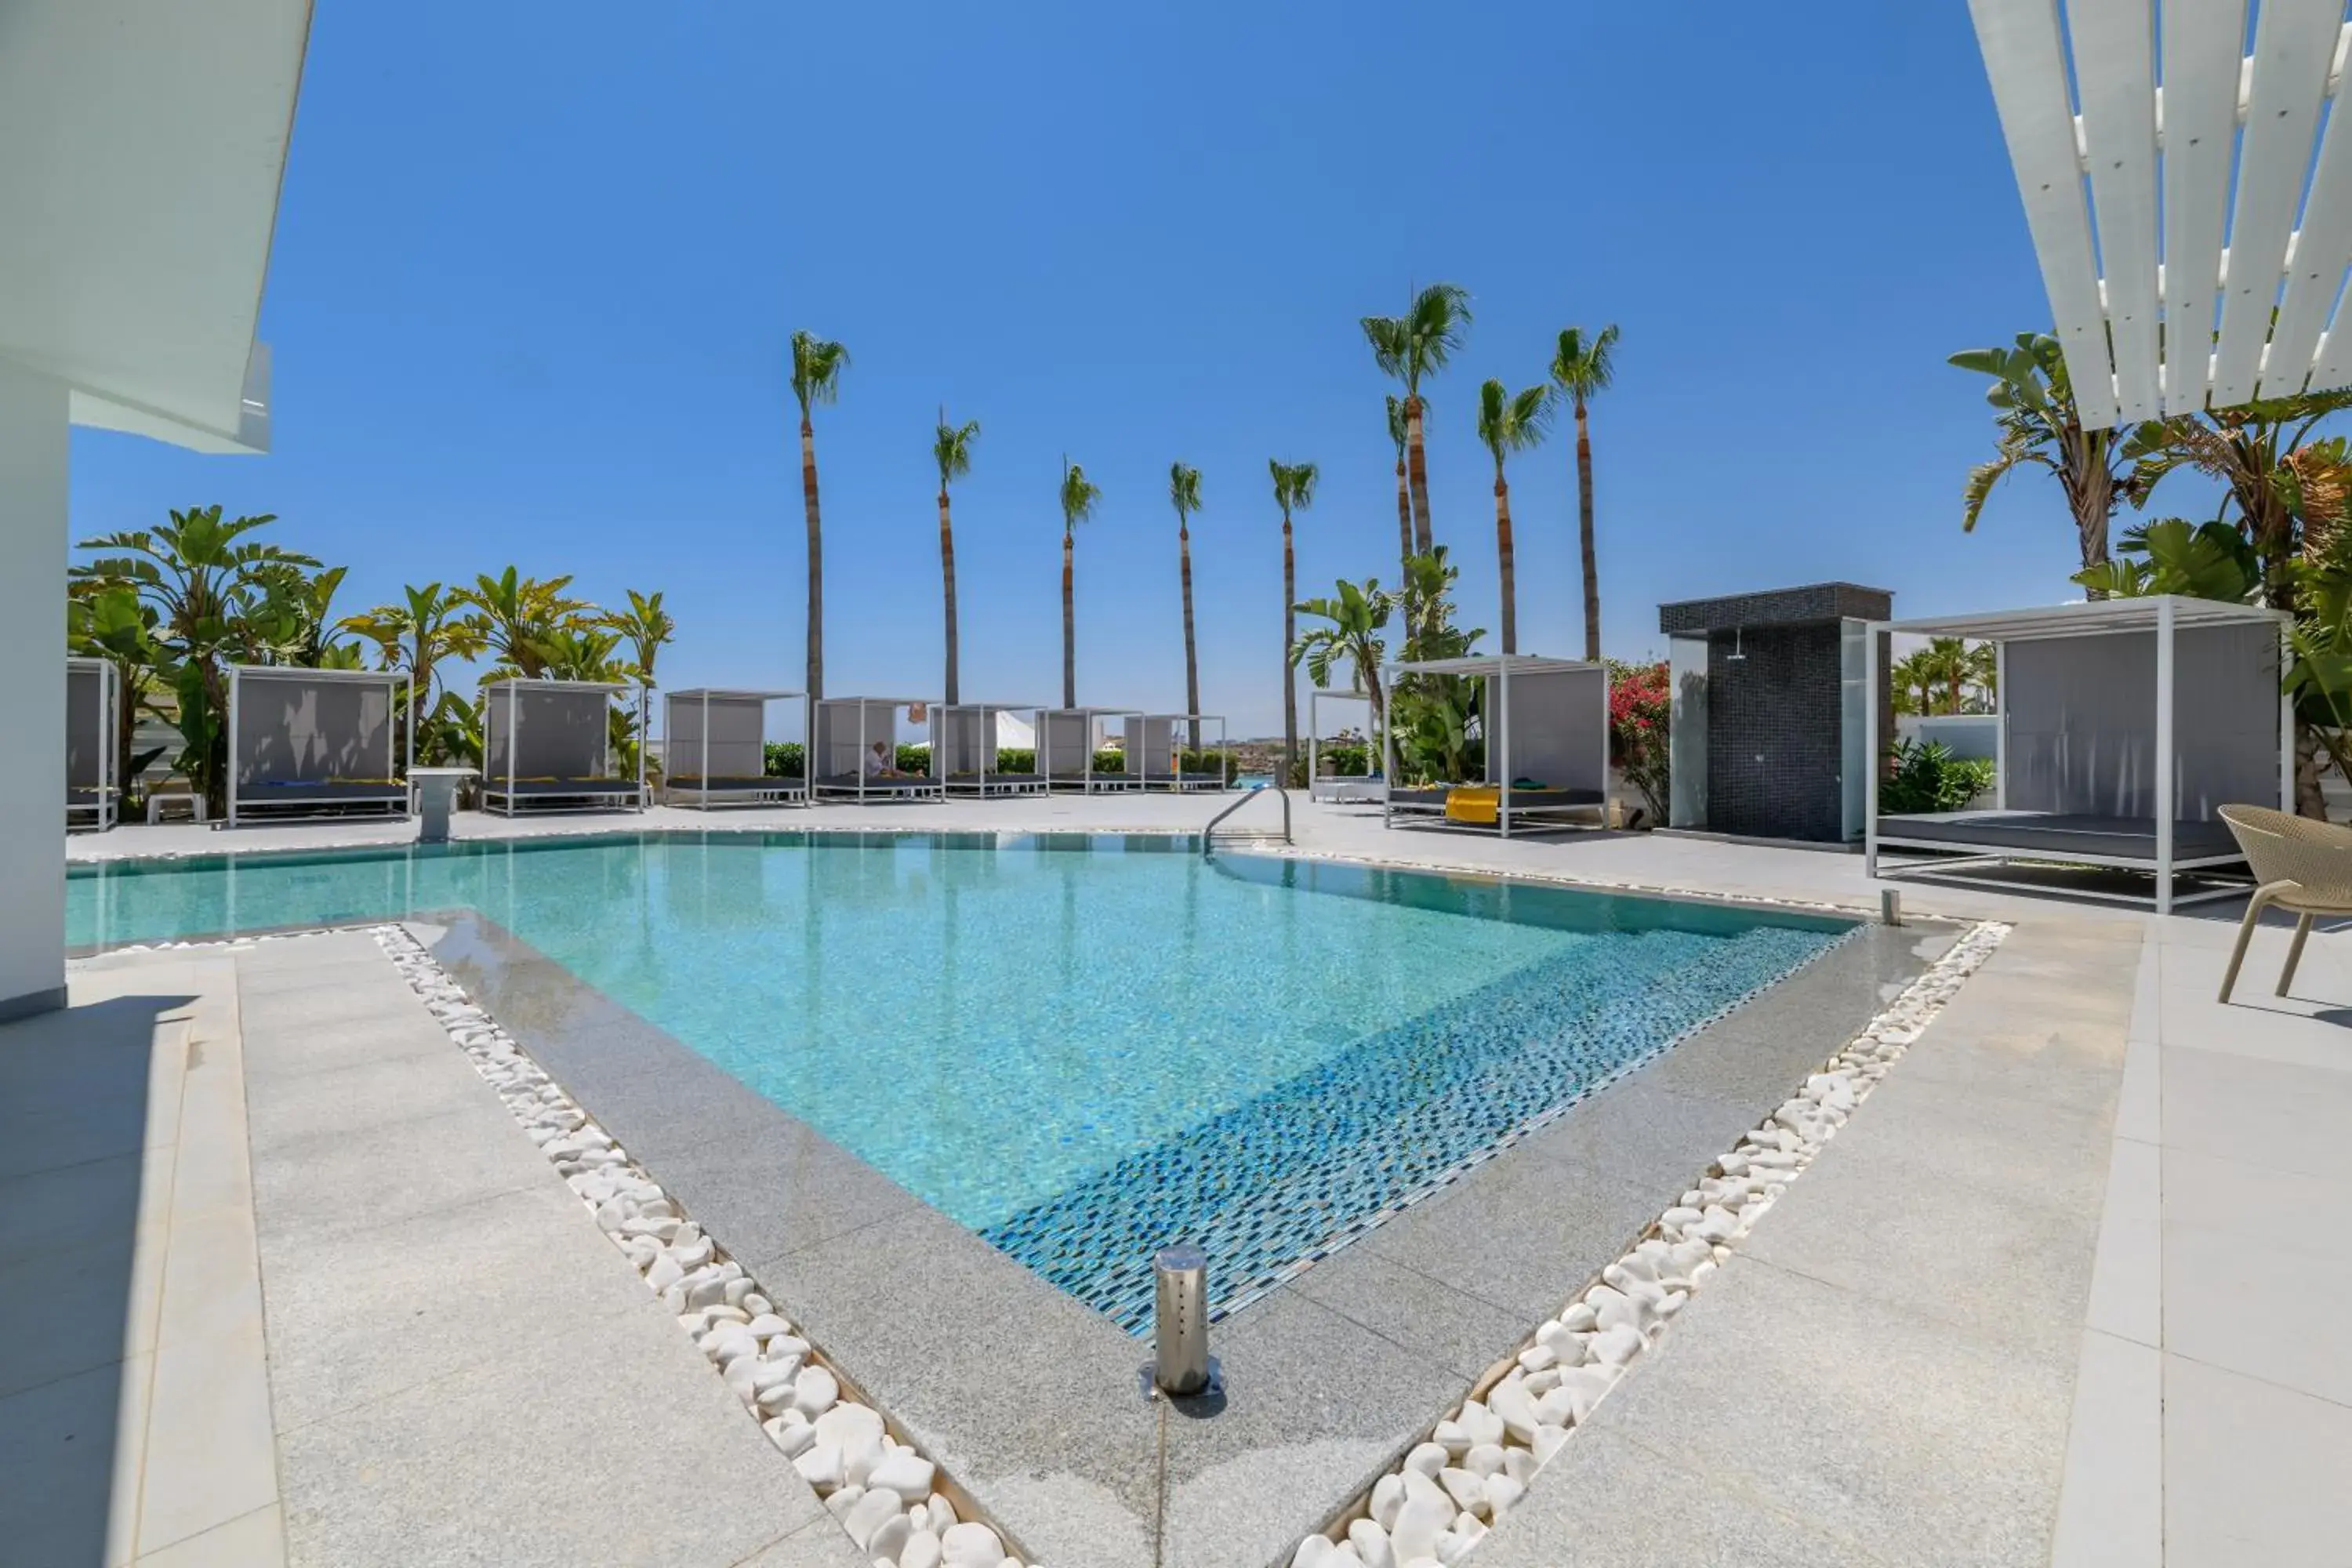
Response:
[2071,0,2165,419]
[2209,0,2341,405]
[2155,0,2246,415]
[1970,0,2122,427]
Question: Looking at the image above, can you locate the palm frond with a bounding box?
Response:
[1549,323,1619,397]
[789,330,850,412]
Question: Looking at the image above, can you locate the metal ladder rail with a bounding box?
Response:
[1203,784,1290,854]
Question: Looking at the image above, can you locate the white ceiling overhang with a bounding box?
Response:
[1968,0,2352,430]
[0,0,311,455]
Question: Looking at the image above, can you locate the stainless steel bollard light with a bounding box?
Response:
[1881,888,1902,927]
[1152,1243,1212,1396]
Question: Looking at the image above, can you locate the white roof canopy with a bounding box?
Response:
[1967,0,2352,429]
[0,0,310,454]
[1879,593,2288,641]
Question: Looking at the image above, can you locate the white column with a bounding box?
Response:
[0,358,69,1018]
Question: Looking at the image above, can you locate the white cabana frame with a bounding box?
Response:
[1039,707,1141,793]
[227,663,413,827]
[811,697,943,803]
[1379,655,1611,839]
[1308,688,1382,804]
[1121,713,1229,792]
[1865,595,2293,913]
[663,688,808,809]
[66,656,118,832]
[939,702,1047,798]
[480,677,645,818]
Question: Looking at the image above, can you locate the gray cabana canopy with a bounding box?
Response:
[1121,713,1229,791]
[1039,707,1139,793]
[1866,595,2292,913]
[663,688,807,809]
[939,702,1046,797]
[227,664,412,826]
[480,677,644,816]
[1380,655,1610,837]
[65,655,118,831]
[811,697,942,802]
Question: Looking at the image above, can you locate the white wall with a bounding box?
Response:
[0,358,68,1016]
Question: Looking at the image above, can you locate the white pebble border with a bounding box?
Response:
[1288,917,2012,1568]
[367,924,1044,1568]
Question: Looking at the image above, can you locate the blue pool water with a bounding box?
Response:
[70,833,1850,1327]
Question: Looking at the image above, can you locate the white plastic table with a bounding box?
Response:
[145,791,205,826]
[408,768,476,844]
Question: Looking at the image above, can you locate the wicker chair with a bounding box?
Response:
[2216,804,2352,1002]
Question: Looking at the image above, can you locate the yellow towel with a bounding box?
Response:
[1446,786,1499,825]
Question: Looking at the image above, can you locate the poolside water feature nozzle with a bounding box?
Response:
[1149,1243,1217,1398]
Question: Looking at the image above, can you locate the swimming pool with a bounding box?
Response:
[70,833,1853,1327]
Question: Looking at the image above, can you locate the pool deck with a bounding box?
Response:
[10,796,2347,1566]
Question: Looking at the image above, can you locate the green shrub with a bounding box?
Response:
[763,742,804,778]
[895,743,929,773]
[1317,743,1371,776]
[1880,738,1994,814]
[1179,750,1240,782]
[1091,748,1125,774]
[995,746,1036,772]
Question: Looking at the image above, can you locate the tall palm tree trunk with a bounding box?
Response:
[938,490,960,705]
[1180,528,1201,754]
[1495,473,1518,655]
[1062,530,1076,710]
[1395,456,1414,574]
[1405,396,1434,554]
[2067,430,2115,593]
[1282,517,1298,779]
[801,414,825,698]
[1573,397,1599,662]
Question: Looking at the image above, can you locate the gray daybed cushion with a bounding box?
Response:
[1877,811,2243,862]
[245,781,408,801]
[815,774,939,791]
[485,779,641,797]
[1390,785,1605,808]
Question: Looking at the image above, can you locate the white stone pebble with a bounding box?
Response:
[1283,919,2010,1565]
[368,926,1025,1568]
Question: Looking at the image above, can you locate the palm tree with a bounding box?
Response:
[1550,324,1619,661]
[1290,578,1392,746]
[935,412,980,704]
[1385,394,1414,575]
[337,582,488,747]
[73,506,318,812]
[457,567,592,677]
[1951,332,2138,584]
[1269,459,1319,778]
[1059,461,1101,708]
[1362,283,1471,554]
[1475,379,1555,655]
[790,331,850,698]
[1170,462,1205,753]
[604,588,677,689]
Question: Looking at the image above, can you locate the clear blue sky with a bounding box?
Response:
[71,1,2105,737]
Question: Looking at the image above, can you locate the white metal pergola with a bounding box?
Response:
[226,662,414,827]
[662,688,808,809]
[938,702,1048,797]
[811,697,944,803]
[1123,712,1230,791]
[1865,594,2293,913]
[1040,707,1142,793]
[479,677,647,817]
[1307,688,1381,804]
[1968,0,2352,426]
[65,656,119,832]
[1378,654,1612,839]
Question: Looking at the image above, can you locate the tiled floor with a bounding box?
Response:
[27,798,2347,1565]
[2050,915,2352,1568]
